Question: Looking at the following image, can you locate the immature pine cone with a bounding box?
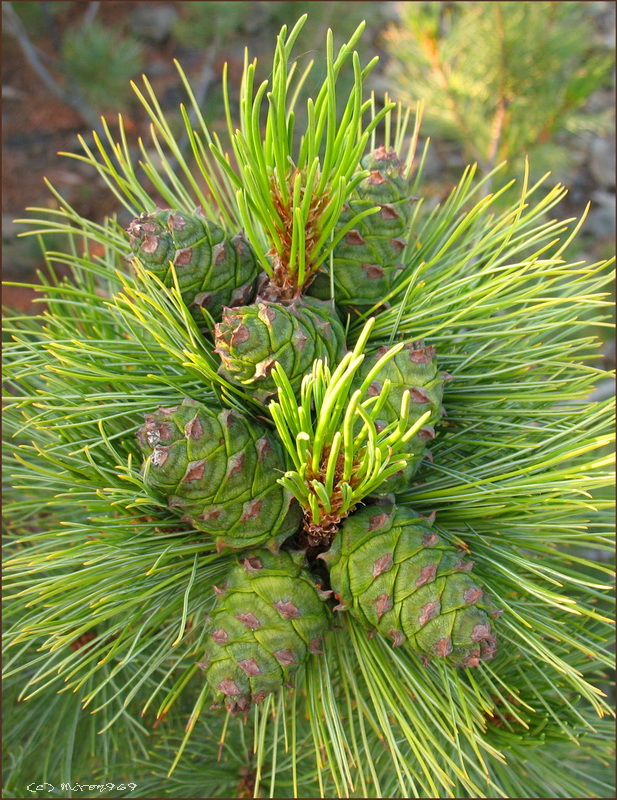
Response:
[308,146,414,308]
[355,340,448,493]
[322,504,501,667]
[127,208,259,322]
[200,549,332,715]
[137,398,301,551]
[214,297,346,401]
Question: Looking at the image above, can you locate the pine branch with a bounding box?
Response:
[3,16,615,799]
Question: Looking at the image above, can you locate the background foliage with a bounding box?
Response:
[383,1,614,182]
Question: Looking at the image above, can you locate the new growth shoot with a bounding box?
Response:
[209,15,396,297]
[269,319,432,542]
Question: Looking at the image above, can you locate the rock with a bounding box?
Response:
[590,0,616,49]
[377,1,405,22]
[2,213,20,242]
[587,378,616,402]
[585,190,616,240]
[242,3,271,35]
[2,85,24,100]
[589,136,616,190]
[603,337,615,370]
[585,86,615,115]
[128,4,178,43]
[3,213,38,277]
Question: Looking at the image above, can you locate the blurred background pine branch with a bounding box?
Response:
[3,0,614,369]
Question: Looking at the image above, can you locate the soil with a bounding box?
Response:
[2,1,220,301]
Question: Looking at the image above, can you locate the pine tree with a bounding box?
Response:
[382,2,614,183]
[3,16,615,800]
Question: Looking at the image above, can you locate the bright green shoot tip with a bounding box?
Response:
[268,320,431,532]
[209,17,396,296]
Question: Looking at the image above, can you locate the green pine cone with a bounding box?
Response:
[200,549,333,715]
[357,341,447,493]
[323,505,501,667]
[127,208,259,322]
[308,146,414,307]
[214,297,346,401]
[137,398,301,551]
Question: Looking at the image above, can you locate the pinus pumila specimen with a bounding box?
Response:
[3,15,615,800]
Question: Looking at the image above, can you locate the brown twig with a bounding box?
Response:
[82,1,101,28]
[481,4,509,197]
[2,1,101,130]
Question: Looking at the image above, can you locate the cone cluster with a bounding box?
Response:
[130,146,499,714]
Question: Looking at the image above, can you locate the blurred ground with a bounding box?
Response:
[2,0,615,358]
[2,1,394,302]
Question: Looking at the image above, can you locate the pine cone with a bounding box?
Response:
[356,341,446,493]
[200,550,332,715]
[214,297,346,401]
[137,398,301,551]
[127,208,259,322]
[323,505,500,667]
[308,146,414,307]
